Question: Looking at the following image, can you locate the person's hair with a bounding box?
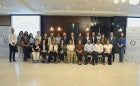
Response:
[19,31,23,35]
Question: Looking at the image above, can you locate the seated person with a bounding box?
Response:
[66,40,75,63]
[40,40,48,63]
[58,40,67,63]
[84,39,96,65]
[75,40,84,65]
[48,40,58,63]
[94,40,105,65]
[32,39,40,63]
[104,40,113,65]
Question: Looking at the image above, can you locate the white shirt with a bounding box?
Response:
[43,44,46,52]
[8,33,17,45]
[84,43,94,52]
[35,35,42,42]
[67,45,75,51]
[104,44,113,54]
[94,44,103,53]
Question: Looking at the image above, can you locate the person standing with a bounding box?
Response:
[56,33,61,45]
[22,36,30,62]
[17,31,23,60]
[8,28,17,62]
[108,32,117,62]
[117,32,126,63]
[61,32,69,45]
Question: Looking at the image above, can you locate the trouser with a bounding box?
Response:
[48,52,57,63]
[17,46,23,59]
[59,53,65,61]
[41,52,47,59]
[23,46,29,61]
[84,51,96,64]
[112,46,115,62]
[119,47,125,62]
[105,53,112,65]
[94,52,105,63]
[67,51,74,63]
[32,52,40,61]
[9,44,16,62]
[76,52,83,62]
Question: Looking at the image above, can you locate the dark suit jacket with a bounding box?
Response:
[40,44,48,52]
[83,36,92,45]
[91,36,97,44]
[61,36,69,44]
[68,37,76,44]
[108,36,117,46]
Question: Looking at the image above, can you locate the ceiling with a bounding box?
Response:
[0,0,140,16]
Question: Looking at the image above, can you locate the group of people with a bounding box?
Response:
[8,28,126,65]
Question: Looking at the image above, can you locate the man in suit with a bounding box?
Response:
[61,32,69,44]
[108,32,117,62]
[91,32,97,45]
[83,32,92,45]
[76,32,84,44]
[69,32,76,44]
[8,28,17,62]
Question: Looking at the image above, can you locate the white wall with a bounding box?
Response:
[0,26,11,57]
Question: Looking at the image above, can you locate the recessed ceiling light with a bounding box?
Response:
[92,8,96,10]
[67,6,71,10]
[2,6,6,9]
[41,6,44,9]
[117,8,120,11]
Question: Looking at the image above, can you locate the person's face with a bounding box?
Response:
[78,33,81,37]
[86,33,89,36]
[98,33,101,36]
[87,40,91,44]
[121,33,124,37]
[43,40,45,44]
[69,40,72,44]
[78,40,82,44]
[44,33,47,37]
[92,32,95,36]
[37,31,40,35]
[61,40,64,45]
[20,32,23,35]
[51,33,54,37]
[106,40,109,44]
[110,32,113,37]
[71,33,74,37]
[63,33,66,36]
[11,29,14,33]
[97,40,100,44]
[102,34,105,38]
[35,40,39,44]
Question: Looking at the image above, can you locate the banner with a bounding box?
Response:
[0,26,11,57]
[125,27,140,62]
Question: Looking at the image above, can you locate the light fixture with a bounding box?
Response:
[57,26,61,31]
[85,27,89,31]
[50,26,54,31]
[114,0,139,5]
[72,23,75,28]
[114,0,119,4]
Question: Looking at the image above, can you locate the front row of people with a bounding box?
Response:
[31,38,113,65]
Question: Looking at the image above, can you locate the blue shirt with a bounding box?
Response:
[117,37,126,47]
[84,43,94,52]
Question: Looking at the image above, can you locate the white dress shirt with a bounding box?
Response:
[84,43,94,52]
[8,33,17,45]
